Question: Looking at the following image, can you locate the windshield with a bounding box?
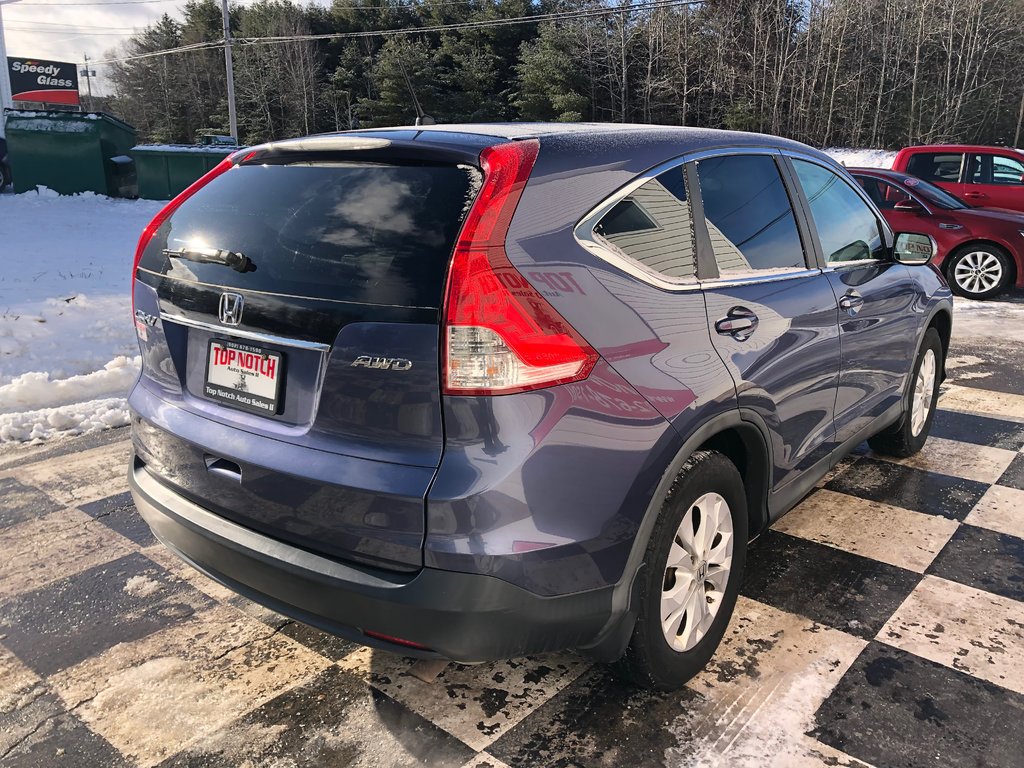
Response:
[903,177,968,210]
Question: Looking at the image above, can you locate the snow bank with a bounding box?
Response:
[0,356,140,413]
[823,147,898,169]
[0,189,162,443]
[0,397,132,442]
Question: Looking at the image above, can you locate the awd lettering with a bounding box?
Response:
[351,355,413,371]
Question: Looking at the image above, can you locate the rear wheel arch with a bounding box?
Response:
[630,413,771,583]
[696,425,770,540]
[583,413,770,663]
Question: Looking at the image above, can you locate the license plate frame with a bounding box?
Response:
[203,338,283,416]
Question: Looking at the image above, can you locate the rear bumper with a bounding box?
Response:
[129,456,616,662]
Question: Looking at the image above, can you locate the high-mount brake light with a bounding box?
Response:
[442,140,598,395]
[131,157,234,316]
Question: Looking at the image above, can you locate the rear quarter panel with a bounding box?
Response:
[425,134,740,596]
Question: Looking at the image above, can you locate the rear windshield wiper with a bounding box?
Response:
[163,246,255,273]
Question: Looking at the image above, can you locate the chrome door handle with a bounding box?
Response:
[839,293,864,312]
[715,307,759,341]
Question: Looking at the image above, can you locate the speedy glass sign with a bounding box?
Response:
[7,57,80,106]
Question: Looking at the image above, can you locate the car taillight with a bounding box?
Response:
[442,139,598,395]
[131,157,234,316]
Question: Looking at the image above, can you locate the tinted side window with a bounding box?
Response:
[695,154,806,273]
[855,176,912,210]
[991,154,1024,186]
[794,160,884,263]
[593,167,696,280]
[906,152,964,183]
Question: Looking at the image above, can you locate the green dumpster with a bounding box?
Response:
[3,109,137,196]
[132,144,239,200]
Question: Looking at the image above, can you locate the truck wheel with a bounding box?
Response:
[617,449,748,691]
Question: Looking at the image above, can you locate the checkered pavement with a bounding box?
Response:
[2,376,1024,767]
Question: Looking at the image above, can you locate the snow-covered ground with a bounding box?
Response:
[0,188,161,442]
[823,147,897,169]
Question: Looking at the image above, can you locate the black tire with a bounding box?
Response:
[616,449,748,691]
[0,161,10,192]
[945,244,1012,300]
[867,328,943,458]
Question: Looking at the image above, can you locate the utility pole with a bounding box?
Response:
[80,53,95,112]
[0,0,23,140]
[220,0,238,142]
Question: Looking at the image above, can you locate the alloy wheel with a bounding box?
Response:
[954,251,1003,295]
[660,492,734,652]
[911,348,937,437]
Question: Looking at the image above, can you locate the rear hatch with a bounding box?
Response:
[130,135,485,570]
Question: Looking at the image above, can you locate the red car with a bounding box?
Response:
[851,167,1024,299]
[892,144,1024,213]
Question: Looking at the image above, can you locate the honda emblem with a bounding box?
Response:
[218,292,244,326]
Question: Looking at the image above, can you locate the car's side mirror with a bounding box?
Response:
[893,233,936,265]
[893,199,924,212]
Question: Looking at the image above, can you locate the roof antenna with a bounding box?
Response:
[396,54,433,126]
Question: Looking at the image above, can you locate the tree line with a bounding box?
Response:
[105,0,1024,149]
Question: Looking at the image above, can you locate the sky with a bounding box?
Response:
[2,0,342,96]
[2,0,194,94]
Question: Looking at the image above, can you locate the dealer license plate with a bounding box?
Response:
[204,339,283,416]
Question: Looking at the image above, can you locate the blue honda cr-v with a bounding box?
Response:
[128,124,952,690]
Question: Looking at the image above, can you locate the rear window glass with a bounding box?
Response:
[139,161,479,308]
[906,153,963,183]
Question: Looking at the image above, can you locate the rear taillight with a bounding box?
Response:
[442,140,598,395]
[131,157,234,316]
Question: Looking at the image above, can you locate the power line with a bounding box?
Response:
[237,0,702,45]
[7,0,495,6]
[90,0,704,64]
[6,25,137,33]
[13,0,177,5]
[5,17,141,28]
[91,38,221,64]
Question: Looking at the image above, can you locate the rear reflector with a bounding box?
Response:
[131,157,234,315]
[442,139,598,395]
[363,630,432,651]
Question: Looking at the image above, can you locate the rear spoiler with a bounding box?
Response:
[235,130,525,168]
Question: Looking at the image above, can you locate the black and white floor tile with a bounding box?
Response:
[2,344,1024,766]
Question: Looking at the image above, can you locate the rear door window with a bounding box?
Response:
[593,166,697,280]
[906,152,964,183]
[694,154,807,274]
[139,161,479,309]
[991,154,1024,185]
[793,159,884,264]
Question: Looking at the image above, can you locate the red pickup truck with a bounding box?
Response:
[892,145,1024,213]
